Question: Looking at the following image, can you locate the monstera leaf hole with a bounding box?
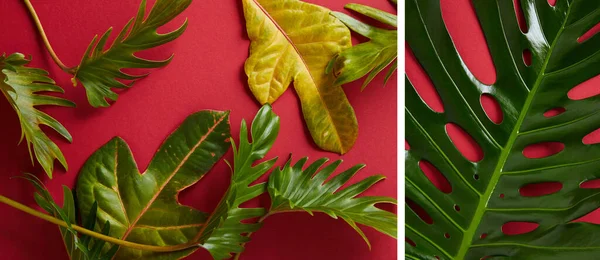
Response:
[583,128,600,144]
[513,0,529,33]
[419,160,452,193]
[480,94,503,124]
[522,49,532,66]
[405,46,445,113]
[454,205,461,212]
[406,237,417,247]
[519,182,563,197]
[580,178,600,189]
[501,222,539,235]
[405,140,411,150]
[406,198,434,225]
[567,74,600,100]
[548,0,556,6]
[522,141,565,159]
[543,107,566,117]
[440,0,496,85]
[577,22,600,43]
[445,123,484,162]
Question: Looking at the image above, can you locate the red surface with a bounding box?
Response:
[407,0,600,241]
[0,0,397,259]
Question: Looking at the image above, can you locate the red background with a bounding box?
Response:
[0,0,397,259]
[406,0,600,240]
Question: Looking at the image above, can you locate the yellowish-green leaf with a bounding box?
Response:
[0,53,75,178]
[242,0,358,154]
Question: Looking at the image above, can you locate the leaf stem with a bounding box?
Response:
[22,0,76,74]
[0,195,200,253]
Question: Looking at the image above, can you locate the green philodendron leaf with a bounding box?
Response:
[267,158,397,248]
[22,173,117,260]
[73,0,191,107]
[330,3,397,90]
[0,53,75,178]
[196,104,280,259]
[407,0,600,259]
[242,0,358,154]
[76,110,231,260]
[74,202,119,260]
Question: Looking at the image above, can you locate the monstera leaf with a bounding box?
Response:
[242,0,358,154]
[267,158,397,248]
[72,0,191,107]
[76,110,230,259]
[196,105,279,259]
[406,0,600,259]
[330,2,397,89]
[0,53,74,178]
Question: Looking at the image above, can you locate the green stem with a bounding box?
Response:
[22,0,76,74]
[0,195,199,252]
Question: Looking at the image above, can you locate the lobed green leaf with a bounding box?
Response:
[267,158,397,248]
[0,53,74,178]
[197,104,280,260]
[330,3,397,89]
[73,0,192,107]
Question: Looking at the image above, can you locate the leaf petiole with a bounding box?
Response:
[22,0,76,74]
[0,195,200,253]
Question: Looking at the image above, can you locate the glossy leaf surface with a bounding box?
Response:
[76,110,230,259]
[330,3,397,89]
[268,158,397,248]
[406,0,600,259]
[73,0,191,107]
[197,105,279,259]
[0,53,75,178]
[242,0,358,154]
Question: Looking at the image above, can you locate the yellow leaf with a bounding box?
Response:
[242,0,358,154]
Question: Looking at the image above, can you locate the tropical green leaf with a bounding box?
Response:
[242,0,358,154]
[72,0,191,107]
[21,173,117,260]
[330,3,397,89]
[267,157,397,248]
[76,110,231,259]
[406,0,600,259]
[21,173,77,240]
[196,104,279,259]
[73,202,119,260]
[0,53,75,178]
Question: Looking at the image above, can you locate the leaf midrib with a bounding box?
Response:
[251,0,346,152]
[455,5,573,259]
[112,112,227,257]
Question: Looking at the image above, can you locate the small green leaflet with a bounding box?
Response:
[330,2,397,89]
[72,0,192,107]
[0,53,74,178]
